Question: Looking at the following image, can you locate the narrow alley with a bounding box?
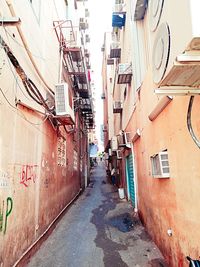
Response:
[27,162,167,267]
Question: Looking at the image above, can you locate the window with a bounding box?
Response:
[57,137,66,167]
[151,151,170,178]
[29,0,41,22]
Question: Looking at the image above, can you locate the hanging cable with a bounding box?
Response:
[0,87,48,126]
[5,0,54,95]
[187,96,200,149]
[0,34,54,112]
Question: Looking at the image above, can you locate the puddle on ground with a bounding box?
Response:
[107,213,139,233]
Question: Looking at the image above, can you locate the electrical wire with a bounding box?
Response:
[0,87,48,126]
[0,34,55,112]
[187,96,200,149]
[4,28,58,63]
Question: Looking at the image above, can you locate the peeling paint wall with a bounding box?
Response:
[0,1,88,266]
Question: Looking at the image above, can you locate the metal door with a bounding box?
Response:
[126,154,135,207]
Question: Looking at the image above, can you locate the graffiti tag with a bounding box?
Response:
[0,197,13,234]
[19,165,38,187]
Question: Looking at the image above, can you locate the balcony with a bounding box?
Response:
[53,20,91,97]
[117,63,132,84]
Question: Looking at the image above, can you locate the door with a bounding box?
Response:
[126,154,135,207]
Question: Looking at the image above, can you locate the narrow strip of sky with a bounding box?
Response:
[88,0,113,147]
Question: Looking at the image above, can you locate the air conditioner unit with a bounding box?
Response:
[110,42,121,58]
[102,125,107,132]
[111,136,118,151]
[108,148,112,156]
[115,0,124,4]
[124,132,131,148]
[151,151,170,178]
[117,132,131,148]
[111,42,120,50]
[117,134,124,147]
[113,3,125,12]
[113,101,123,113]
[118,63,132,75]
[79,18,89,30]
[85,34,90,43]
[85,8,89,17]
[116,149,123,160]
[118,63,132,84]
[101,93,106,99]
[55,83,75,124]
[101,45,105,52]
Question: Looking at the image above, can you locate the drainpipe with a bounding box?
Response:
[131,143,138,213]
[6,0,54,94]
[58,47,63,83]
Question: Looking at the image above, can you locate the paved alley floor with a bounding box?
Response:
[27,162,168,267]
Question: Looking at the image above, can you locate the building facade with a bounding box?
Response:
[0,0,94,266]
[102,0,200,266]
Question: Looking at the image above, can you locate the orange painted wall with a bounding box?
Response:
[125,70,200,266]
[0,105,82,267]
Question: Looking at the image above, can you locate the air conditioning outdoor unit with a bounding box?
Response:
[101,93,106,99]
[110,42,121,58]
[115,0,124,4]
[85,34,90,42]
[79,18,89,30]
[113,3,125,12]
[108,148,112,156]
[116,149,123,160]
[151,151,170,178]
[102,125,107,132]
[118,63,132,75]
[55,83,75,124]
[117,63,132,84]
[113,101,123,113]
[117,132,131,148]
[111,136,118,151]
[124,132,131,148]
[85,8,89,17]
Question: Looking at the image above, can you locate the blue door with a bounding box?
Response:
[126,154,135,207]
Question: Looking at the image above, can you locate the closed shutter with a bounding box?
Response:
[126,154,135,207]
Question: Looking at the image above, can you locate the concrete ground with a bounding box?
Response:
[27,162,168,267]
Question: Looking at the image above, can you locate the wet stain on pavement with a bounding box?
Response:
[91,189,128,267]
[148,258,169,267]
[107,213,136,233]
[139,229,152,241]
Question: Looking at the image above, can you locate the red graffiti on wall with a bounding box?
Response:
[19,165,38,187]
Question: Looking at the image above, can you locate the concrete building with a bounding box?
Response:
[0,0,94,266]
[102,0,200,266]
